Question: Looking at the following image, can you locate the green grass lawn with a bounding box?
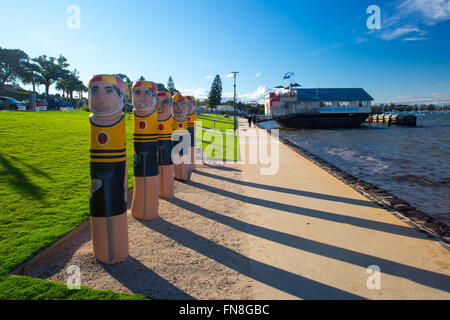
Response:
[0,109,239,299]
[196,113,240,161]
[197,112,234,122]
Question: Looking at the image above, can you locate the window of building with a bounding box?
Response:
[322,101,332,107]
[339,101,350,107]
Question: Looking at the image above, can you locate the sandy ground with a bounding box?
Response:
[24,163,254,300]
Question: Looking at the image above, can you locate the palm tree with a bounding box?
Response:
[32,55,70,96]
[75,80,88,99]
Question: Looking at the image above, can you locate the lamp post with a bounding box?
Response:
[31,73,40,111]
[230,71,239,134]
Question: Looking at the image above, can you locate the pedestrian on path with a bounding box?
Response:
[248,115,252,127]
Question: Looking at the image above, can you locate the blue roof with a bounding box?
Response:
[296,88,374,101]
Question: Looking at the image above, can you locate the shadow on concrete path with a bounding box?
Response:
[195,169,376,208]
[168,197,450,293]
[138,217,365,300]
[188,180,433,241]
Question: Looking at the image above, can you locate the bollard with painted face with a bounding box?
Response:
[156,91,174,198]
[88,74,128,264]
[130,81,159,220]
[186,96,198,171]
[172,93,191,181]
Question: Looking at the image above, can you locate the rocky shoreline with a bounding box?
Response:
[263,127,450,247]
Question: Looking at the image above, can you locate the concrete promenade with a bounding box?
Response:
[22,119,450,300]
[236,119,450,299]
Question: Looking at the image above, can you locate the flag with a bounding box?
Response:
[283,72,294,80]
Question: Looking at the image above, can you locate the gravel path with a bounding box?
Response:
[24,163,254,300]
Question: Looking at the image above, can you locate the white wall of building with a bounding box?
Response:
[264,98,372,116]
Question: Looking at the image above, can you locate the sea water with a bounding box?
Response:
[259,112,450,225]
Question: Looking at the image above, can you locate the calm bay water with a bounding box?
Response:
[260,112,450,225]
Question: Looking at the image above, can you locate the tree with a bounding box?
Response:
[56,78,69,97]
[20,61,42,91]
[32,55,70,96]
[157,83,168,92]
[167,76,176,95]
[114,73,130,84]
[208,74,222,111]
[74,79,88,99]
[56,69,82,99]
[138,76,145,81]
[0,48,33,89]
[113,73,132,102]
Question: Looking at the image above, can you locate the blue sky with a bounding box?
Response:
[1,0,449,104]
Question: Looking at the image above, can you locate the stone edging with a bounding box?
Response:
[10,189,135,275]
[262,127,450,249]
[10,220,91,275]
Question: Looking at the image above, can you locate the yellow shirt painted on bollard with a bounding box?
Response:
[172,117,188,131]
[187,111,197,128]
[132,110,158,143]
[89,114,127,163]
[158,116,174,141]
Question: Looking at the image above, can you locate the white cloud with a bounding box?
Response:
[226,73,234,78]
[355,36,369,43]
[238,86,268,102]
[205,75,213,79]
[178,88,209,99]
[399,0,450,25]
[255,72,262,77]
[401,36,430,41]
[222,92,234,99]
[388,91,450,105]
[380,26,422,40]
[179,86,269,103]
[376,0,450,41]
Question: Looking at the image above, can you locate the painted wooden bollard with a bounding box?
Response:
[88,74,128,264]
[172,93,191,182]
[186,96,197,171]
[157,91,175,198]
[130,80,159,220]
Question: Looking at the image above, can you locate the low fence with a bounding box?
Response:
[197,115,235,130]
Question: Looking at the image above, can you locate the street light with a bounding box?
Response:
[230,71,239,134]
[31,73,40,111]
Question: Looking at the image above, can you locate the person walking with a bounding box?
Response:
[252,114,257,127]
[248,114,252,127]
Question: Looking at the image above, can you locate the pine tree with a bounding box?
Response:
[138,76,145,81]
[167,76,176,95]
[208,75,222,111]
[157,83,168,92]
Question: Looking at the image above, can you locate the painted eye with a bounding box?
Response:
[105,88,113,94]
[91,87,98,95]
